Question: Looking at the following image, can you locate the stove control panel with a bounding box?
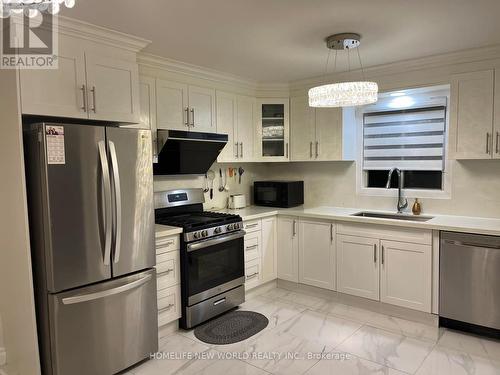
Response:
[185,220,243,242]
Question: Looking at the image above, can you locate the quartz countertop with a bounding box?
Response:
[216,206,500,237]
[155,224,183,238]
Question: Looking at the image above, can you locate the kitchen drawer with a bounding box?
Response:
[337,222,432,245]
[244,231,261,262]
[244,219,261,233]
[157,285,181,327]
[156,251,180,290]
[245,259,261,290]
[155,235,180,255]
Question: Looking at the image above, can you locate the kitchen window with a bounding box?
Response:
[356,85,451,198]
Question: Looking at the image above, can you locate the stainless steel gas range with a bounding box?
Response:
[154,188,245,329]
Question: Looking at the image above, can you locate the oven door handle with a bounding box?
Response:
[187,230,246,252]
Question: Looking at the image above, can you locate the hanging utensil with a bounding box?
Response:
[203,173,209,193]
[238,167,244,184]
[207,169,215,199]
[224,169,230,192]
[218,168,224,192]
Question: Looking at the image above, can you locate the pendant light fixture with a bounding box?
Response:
[308,33,378,108]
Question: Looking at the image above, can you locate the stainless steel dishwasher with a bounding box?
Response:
[440,231,500,337]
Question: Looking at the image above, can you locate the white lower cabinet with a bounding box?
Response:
[337,235,380,301]
[261,217,278,283]
[298,219,335,290]
[243,217,277,290]
[277,217,299,282]
[380,240,432,312]
[155,233,181,338]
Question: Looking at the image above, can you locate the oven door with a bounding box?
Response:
[185,230,245,305]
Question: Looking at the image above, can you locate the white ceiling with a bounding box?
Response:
[62,0,500,83]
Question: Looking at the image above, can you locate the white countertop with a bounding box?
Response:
[216,206,500,237]
[155,224,183,238]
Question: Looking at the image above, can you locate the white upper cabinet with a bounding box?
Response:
[451,70,495,159]
[156,79,189,131]
[236,95,256,161]
[290,96,315,161]
[216,91,255,162]
[256,98,290,161]
[156,80,215,133]
[336,234,379,301]
[188,85,216,132]
[277,217,298,282]
[85,53,140,123]
[298,219,335,290]
[136,76,156,130]
[494,70,500,159]
[315,107,342,161]
[379,240,432,312]
[20,35,142,123]
[216,91,237,161]
[261,217,277,283]
[20,36,87,119]
[290,95,343,161]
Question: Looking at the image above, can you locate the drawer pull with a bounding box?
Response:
[245,223,259,229]
[157,239,175,247]
[157,268,174,276]
[213,298,226,306]
[158,303,175,313]
[246,272,259,279]
[245,244,258,250]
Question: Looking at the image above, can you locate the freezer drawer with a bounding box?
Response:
[440,231,500,331]
[47,269,158,375]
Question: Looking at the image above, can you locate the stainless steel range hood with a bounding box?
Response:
[153,130,228,175]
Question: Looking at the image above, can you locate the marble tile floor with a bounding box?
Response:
[128,287,500,375]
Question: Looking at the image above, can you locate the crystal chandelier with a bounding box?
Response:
[0,0,76,18]
[308,33,378,108]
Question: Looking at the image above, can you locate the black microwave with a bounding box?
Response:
[254,181,304,208]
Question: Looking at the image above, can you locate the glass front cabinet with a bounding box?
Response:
[256,98,290,161]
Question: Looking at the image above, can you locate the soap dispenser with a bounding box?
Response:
[412,198,422,215]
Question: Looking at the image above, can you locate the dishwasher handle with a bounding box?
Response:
[443,239,500,251]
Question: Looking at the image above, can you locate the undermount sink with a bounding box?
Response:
[352,211,434,222]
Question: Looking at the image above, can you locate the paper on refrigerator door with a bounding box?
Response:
[45,125,65,165]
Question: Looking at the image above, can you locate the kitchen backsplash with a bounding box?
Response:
[154,159,500,219]
[153,162,269,211]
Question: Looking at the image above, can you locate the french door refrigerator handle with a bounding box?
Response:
[61,274,152,305]
[108,141,122,264]
[98,141,112,266]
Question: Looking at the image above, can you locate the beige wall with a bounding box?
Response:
[153,162,269,208]
[258,160,500,218]
[0,70,41,374]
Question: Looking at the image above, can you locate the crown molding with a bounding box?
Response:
[57,16,151,53]
[138,52,289,93]
[290,43,500,90]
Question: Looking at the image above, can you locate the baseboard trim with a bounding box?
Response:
[0,347,6,366]
[277,279,438,327]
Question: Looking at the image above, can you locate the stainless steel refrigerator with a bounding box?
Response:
[23,122,158,375]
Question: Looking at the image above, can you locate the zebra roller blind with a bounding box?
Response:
[363,106,446,171]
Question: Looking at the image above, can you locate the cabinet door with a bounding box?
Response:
[216,91,238,162]
[277,217,298,282]
[188,85,216,133]
[452,70,494,159]
[337,235,379,300]
[494,69,500,159]
[298,220,335,290]
[316,107,342,161]
[237,95,256,161]
[85,53,140,123]
[156,79,189,130]
[290,96,315,161]
[380,240,431,312]
[136,76,156,130]
[261,217,277,283]
[20,36,87,118]
[257,98,290,161]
